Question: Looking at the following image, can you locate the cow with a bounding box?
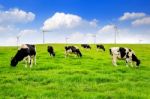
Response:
[47,46,55,57]
[65,46,82,57]
[109,47,140,67]
[96,44,105,51]
[81,44,91,49]
[11,44,36,68]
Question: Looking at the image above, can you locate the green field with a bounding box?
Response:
[0,44,150,99]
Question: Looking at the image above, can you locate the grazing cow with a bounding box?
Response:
[65,46,82,57]
[97,44,105,51]
[81,44,91,49]
[109,47,140,67]
[47,46,55,57]
[11,44,36,68]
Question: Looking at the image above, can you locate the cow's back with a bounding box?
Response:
[26,44,36,56]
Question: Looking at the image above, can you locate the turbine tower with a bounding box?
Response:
[113,24,119,45]
[42,30,45,44]
[65,37,69,44]
[92,34,96,44]
[16,35,20,47]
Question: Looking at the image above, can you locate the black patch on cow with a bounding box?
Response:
[76,49,82,57]
[129,49,132,52]
[132,54,140,66]
[48,46,55,57]
[109,49,112,55]
[119,47,126,58]
[97,44,105,51]
[126,52,129,58]
[81,44,91,49]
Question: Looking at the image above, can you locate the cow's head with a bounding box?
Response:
[132,53,141,66]
[136,59,141,66]
[11,57,18,67]
[10,49,28,67]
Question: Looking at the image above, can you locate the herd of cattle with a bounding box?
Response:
[11,44,141,68]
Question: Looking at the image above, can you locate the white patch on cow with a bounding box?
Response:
[19,44,28,50]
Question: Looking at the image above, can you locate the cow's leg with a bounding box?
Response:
[27,56,31,67]
[24,55,30,68]
[24,57,28,68]
[130,61,133,67]
[30,56,34,68]
[112,55,117,66]
[127,58,133,67]
[65,51,67,58]
[50,53,52,57]
[75,53,78,58]
[126,58,130,67]
[33,55,36,65]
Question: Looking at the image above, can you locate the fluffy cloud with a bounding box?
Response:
[0,8,35,25]
[66,32,97,44]
[89,19,98,27]
[42,12,82,31]
[132,17,150,26]
[42,12,98,31]
[0,26,20,38]
[98,25,115,33]
[119,12,146,21]
[18,29,38,37]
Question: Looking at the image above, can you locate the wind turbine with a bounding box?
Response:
[42,30,46,44]
[42,30,51,44]
[65,37,69,44]
[16,32,23,47]
[92,34,96,44]
[113,25,119,45]
[107,20,120,45]
[139,39,143,44]
[16,35,20,47]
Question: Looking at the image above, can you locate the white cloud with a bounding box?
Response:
[98,25,114,33]
[119,12,146,21]
[67,32,96,44]
[42,12,98,31]
[132,17,150,26]
[89,19,98,27]
[18,29,38,37]
[0,26,20,38]
[0,8,35,25]
[42,12,82,31]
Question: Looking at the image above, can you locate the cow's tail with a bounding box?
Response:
[109,48,112,55]
[77,49,82,57]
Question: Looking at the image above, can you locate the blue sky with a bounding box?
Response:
[0,0,150,45]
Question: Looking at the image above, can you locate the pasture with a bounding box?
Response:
[0,44,150,99]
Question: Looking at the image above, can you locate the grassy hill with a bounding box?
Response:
[0,44,150,99]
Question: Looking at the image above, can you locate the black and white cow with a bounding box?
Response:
[109,47,140,67]
[11,44,36,68]
[81,44,91,49]
[65,46,82,57]
[96,44,105,51]
[47,46,55,57]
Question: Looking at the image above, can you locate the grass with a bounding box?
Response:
[0,44,150,99]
